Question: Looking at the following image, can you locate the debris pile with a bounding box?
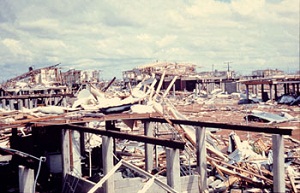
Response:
[0,66,299,192]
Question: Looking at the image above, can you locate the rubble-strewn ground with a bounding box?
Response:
[172,96,300,140]
[0,80,299,192]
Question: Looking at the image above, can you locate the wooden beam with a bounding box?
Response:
[163,76,178,98]
[88,161,122,193]
[149,117,294,135]
[0,93,73,100]
[47,124,186,150]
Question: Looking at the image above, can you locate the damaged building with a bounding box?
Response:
[123,62,239,95]
[0,64,299,193]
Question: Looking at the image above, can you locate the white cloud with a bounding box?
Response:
[2,38,32,56]
[0,0,298,80]
[156,35,178,47]
[231,0,265,16]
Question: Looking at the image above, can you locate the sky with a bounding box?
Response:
[0,0,299,81]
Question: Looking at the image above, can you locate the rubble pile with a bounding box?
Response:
[0,67,299,192]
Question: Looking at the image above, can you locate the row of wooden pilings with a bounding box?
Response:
[246,82,300,101]
[0,96,67,110]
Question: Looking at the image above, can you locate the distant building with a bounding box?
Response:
[123,62,198,89]
[3,64,61,88]
[61,69,101,86]
[252,69,284,77]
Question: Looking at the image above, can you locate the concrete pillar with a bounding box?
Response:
[166,148,181,192]
[24,99,29,108]
[196,127,207,191]
[72,130,82,176]
[19,165,34,193]
[2,99,6,109]
[62,129,71,177]
[102,136,114,193]
[29,99,33,109]
[272,134,285,192]
[144,121,154,172]
[195,83,198,97]
[34,99,38,108]
[18,99,23,110]
[9,100,14,110]
[198,83,202,93]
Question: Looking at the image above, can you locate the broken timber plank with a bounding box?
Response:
[207,156,273,185]
[154,70,166,101]
[162,76,178,98]
[87,160,122,193]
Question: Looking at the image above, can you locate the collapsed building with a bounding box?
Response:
[123,62,239,95]
[0,64,299,193]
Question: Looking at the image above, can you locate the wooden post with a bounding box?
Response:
[261,84,264,99]
[144,121,154,172]
[11,128,18,149]
[62,129,71,178]
[195,83,198,97]
[19,165,34,193]
[284,84,287,94]
[163,76,178,98]
[102,136,114,193]
[255,85,258,96]
[269,84,273,101]
[292,83,296,94]
[272,134,285,192]
[274,84,278,100]
[80,131,85,157]
[173,84,176,98]
[154,71,166,101]
[196,127,207,191]
[166,148,181,192]
[246,85,249,100]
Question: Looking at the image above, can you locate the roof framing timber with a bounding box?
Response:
[39,124,186,150]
